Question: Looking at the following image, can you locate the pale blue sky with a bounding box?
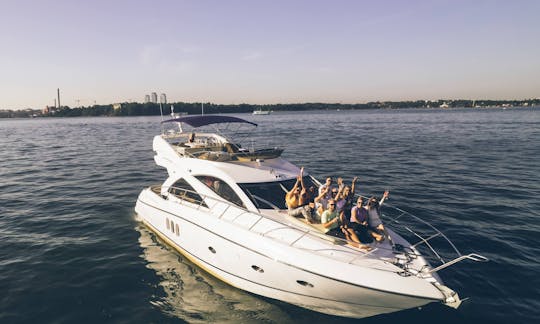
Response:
[1,0,539,109]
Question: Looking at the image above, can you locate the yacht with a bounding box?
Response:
[169,105,188,118]
[134,115,487,319]
[252,108,271,115]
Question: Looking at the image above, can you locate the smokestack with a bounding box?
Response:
[57,88,61,108]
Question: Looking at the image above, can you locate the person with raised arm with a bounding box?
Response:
[366,190,390,242]
[285,167,316,223]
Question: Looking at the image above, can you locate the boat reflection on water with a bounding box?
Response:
[135,223,300,323]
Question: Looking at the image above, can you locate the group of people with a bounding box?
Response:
[285,168,390,250]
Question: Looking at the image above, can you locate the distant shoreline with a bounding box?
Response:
[1,99,538,118]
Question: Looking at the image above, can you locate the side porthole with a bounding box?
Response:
[175,224,180,236]
[251,265,264,273]
[296,280,314,288]
[208,247,216,253]
[166,218,170,230]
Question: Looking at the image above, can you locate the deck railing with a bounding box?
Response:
[149,185,487,275]
[375,200,489,274]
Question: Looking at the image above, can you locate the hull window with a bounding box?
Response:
[296,280,314,288]
[168,219,179,236]
[251,265,264,273]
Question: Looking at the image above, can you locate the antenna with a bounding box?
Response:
[159,96,164,134]
[159,98,164,122]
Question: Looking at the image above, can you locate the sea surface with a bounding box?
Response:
[1,108,539,324]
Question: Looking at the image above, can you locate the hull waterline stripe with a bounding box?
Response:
[138,197,442,303]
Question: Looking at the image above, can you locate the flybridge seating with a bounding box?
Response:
[161,115,283,162]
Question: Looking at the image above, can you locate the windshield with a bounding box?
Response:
[238,176,318,210]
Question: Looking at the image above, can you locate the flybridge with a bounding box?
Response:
[158,114,283,163]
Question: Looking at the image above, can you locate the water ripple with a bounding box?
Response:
[0,109,539,323]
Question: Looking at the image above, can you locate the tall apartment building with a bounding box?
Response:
[151,92,158,103]
[144,94,150,103]
[160,93,167,104]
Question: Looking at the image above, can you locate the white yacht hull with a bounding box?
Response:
[135,188,444,319]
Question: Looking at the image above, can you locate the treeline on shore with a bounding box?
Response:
[1,99,539,118]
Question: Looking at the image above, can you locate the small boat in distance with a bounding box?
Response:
[252,107,271,115]
[134,115,488,319]
[170,105,188,118]
[439,102,449,108]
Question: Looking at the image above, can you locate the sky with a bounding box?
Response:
[1,0,539,109]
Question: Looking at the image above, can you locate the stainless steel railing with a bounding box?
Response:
[148,185,488,274]
[375,200,489,273]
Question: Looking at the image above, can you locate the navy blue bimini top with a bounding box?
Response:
[162,115,257,128]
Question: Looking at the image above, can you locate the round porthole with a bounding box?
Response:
[208,247,216,253]
[251,265,264,273]
[296,280,314,288]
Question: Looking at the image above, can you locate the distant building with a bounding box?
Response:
[160,93,167,104]
[151,92,158,103]
[144,94,150,103]
[113,103,122,110]
[42,106,57,115]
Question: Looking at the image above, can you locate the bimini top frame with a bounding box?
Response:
[161,115,259,146]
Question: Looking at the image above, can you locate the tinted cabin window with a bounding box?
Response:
[239,176,317,210]
[168,178,207,207]
[195,176,245,208]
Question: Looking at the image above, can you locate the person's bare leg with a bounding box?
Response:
[346,228,371,250]
[370,230,383,242]
[341,227,359,248]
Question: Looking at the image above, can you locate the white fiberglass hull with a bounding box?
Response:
[135,188,445,319]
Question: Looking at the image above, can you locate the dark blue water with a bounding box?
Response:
[1,108,539,323]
